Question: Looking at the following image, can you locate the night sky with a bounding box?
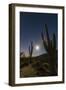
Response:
[20,12,58,57]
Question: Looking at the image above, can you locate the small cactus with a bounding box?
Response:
[29,41,33,64]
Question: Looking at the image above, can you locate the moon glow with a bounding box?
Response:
[35,45,40,51]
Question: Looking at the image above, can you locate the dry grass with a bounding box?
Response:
[20,64,37,77]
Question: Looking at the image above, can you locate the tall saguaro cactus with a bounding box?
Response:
[41,24,57,75]
[29,41,33,64]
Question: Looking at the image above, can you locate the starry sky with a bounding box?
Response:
[20,12,58,57]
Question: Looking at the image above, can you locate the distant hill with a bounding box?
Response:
[20,51,57,67]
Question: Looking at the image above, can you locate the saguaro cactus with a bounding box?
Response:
[29,41,33,64]
[41,24,57,75]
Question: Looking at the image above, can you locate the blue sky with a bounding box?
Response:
[20,12,58,57]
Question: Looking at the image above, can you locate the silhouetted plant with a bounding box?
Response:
[29,41,33,64]
[20,52,25,58]
[41,24,57,75]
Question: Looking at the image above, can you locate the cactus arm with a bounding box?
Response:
[45,24,51,46]
[53,33,56,50]
[29,46,30,56]
[43,40,48,52]
[41,32,48,52]
[30,41,33,56]
[29,42,33,56]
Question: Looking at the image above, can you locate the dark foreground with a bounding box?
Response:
[20,53,58,77]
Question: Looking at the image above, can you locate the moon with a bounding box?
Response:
[35,45,40,51]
